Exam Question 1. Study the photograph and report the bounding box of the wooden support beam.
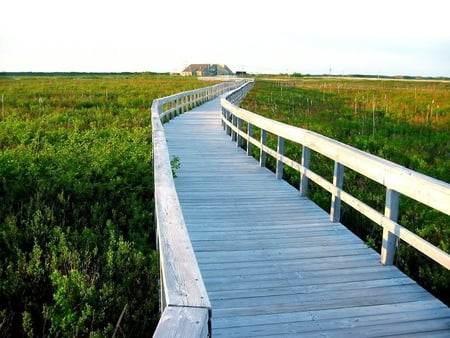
[300,146,311,196]
[381,189,400,265]
[276,136,285,179]
[260,129,267,167]
[330,162,344,223]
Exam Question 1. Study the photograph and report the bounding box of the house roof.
[182,64,233,74]
[182,64,212,72]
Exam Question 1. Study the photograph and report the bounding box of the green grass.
[0,74,213,337]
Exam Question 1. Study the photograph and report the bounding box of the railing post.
[247,123,253,156]
[260,129,267,167]
[231,115,237,142]
[237,117,243,148]
[299,146,311,196]
[330,162,344,222]
[221,107,226,130]
[276,136,285,179]
[381,189,400,265]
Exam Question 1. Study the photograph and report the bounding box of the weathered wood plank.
[153,306,209,338]
[208,277,416,302]
[204,272,413,295]
[213,314,450,337]
[194,243,382,263]
[211,290,439,320]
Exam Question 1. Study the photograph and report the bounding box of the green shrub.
[0,74,209,336]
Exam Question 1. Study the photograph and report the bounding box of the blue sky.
[1,0,449,76]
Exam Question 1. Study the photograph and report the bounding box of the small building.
[181,64,234,76]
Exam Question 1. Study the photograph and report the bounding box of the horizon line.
[1,71,450,80]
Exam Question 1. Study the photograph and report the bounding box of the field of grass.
[0,74,213,337]
[241,77,450,305]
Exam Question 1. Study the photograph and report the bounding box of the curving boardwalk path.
[163,96,450,337]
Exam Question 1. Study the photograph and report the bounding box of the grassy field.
[241,76,450,305]
[0,74,214,337]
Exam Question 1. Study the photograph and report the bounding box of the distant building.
[181,64,234,76]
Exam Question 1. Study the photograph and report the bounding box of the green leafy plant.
[0,74,211,336]
[171,155,181,178]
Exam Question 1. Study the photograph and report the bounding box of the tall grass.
[0,74,212,336]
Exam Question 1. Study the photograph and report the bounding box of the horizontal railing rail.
[152,80,246,337]
[221,84,450,270]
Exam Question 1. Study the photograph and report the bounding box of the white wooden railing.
[152,79,449,336]
[152,80,245,337]
[221,81,450,270]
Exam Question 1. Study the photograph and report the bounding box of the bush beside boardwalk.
[0,74,211,336]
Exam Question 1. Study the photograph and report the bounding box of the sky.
[1,0,449,76]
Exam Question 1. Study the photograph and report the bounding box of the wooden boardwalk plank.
[163,97,450,337]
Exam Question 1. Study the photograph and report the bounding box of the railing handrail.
[221,83,450,270]
[152,80,247,337]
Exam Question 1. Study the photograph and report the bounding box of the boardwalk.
[163,96,450,337]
